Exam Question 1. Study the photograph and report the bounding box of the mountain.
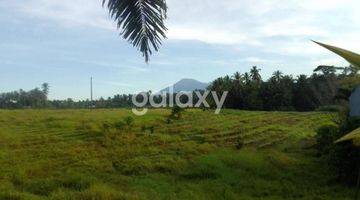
[160,78,210,93]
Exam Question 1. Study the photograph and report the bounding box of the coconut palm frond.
[103,0,168,62]
[313,41,360,69]
[336,128,360,146]
[313,41,360,146]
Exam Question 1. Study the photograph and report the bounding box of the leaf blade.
[313,40,360,69]
[335,128,360,146]
[103,0,168,63]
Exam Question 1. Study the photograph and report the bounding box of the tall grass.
[0,109,354,199]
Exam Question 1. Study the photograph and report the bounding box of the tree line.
[0,83,49,108]
[208,65,358,111]
[0,65,358,110]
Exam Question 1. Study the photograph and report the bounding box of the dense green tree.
[41,83,50,97]
[260,72,294,110]
[292,75,317,111]
[207,66,348,111]
[250,66,262,85]
[0,83,49,108]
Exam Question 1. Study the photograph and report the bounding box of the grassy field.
[0,109,355,199]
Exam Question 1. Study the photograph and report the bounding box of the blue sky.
[0,0,359,100]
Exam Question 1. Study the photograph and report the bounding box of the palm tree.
[232,72,242,84]
[250,66,262,83]
[41,83,50,97]
[243,72,251,85]
[272,70,283,82]
[103,0,168,62]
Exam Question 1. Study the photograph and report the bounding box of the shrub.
[140,125,155,134]
[10,170,27,187]
[113,121,125,130]
[235,139,244,150]
[315,124,339,154]
[101,121,112,133]
[316,116,360,185]
[316,105,341,112]
[170,106,184,120]
[0,191,22,200]
[123,116,134,127]
[76,120,98,134]
[0,191,37,200]
[77,183,129,200]
[141,125,146,132]
[165,118,172,124]
[23,179,60,196]
[60,172,93,191]
[149,126,155,134]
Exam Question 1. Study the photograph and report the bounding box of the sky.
[0,0,360,100]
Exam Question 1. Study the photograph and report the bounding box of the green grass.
[0,109,355,199]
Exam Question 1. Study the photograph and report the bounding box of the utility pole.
[90,77,93,109]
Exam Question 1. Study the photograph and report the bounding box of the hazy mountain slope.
[160,78,209,93]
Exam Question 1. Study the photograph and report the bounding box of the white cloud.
[5,0,360,66]
[240,57,280,64]
[259,19,328,38]
[297,0,353,11]
[10,0,360,44]
[13,0,113,29]
[167,26,255,45]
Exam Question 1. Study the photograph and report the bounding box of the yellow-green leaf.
[314,41,360,145]
[313,41,360,69]
[335,128,360,146]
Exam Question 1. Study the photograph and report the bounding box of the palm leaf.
[103,0,168,62]
[313,41,360,145]
[313,41,360,69]
[336,128,360,146]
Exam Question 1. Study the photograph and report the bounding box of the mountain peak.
[178,78,198,82]
[160,79,209,93]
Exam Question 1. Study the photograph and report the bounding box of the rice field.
[0,109,355,199]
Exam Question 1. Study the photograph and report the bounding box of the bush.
[76,120,97,133]
[235,139,244,150]
[316,105,342,112]
[315,124,339,154]
[23,179,60,196]
[101,121,112,133]
[316,117,360,185]
[113,121,125,130]
[141,125,146,132]
[170,106,184,120]
[123,116,134,127]
[60,172,94,191]
[165,118,172,124]
[141,125,155,134]
[102,117,135,134]
[0,191,36,200]
[149,126,155,134]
